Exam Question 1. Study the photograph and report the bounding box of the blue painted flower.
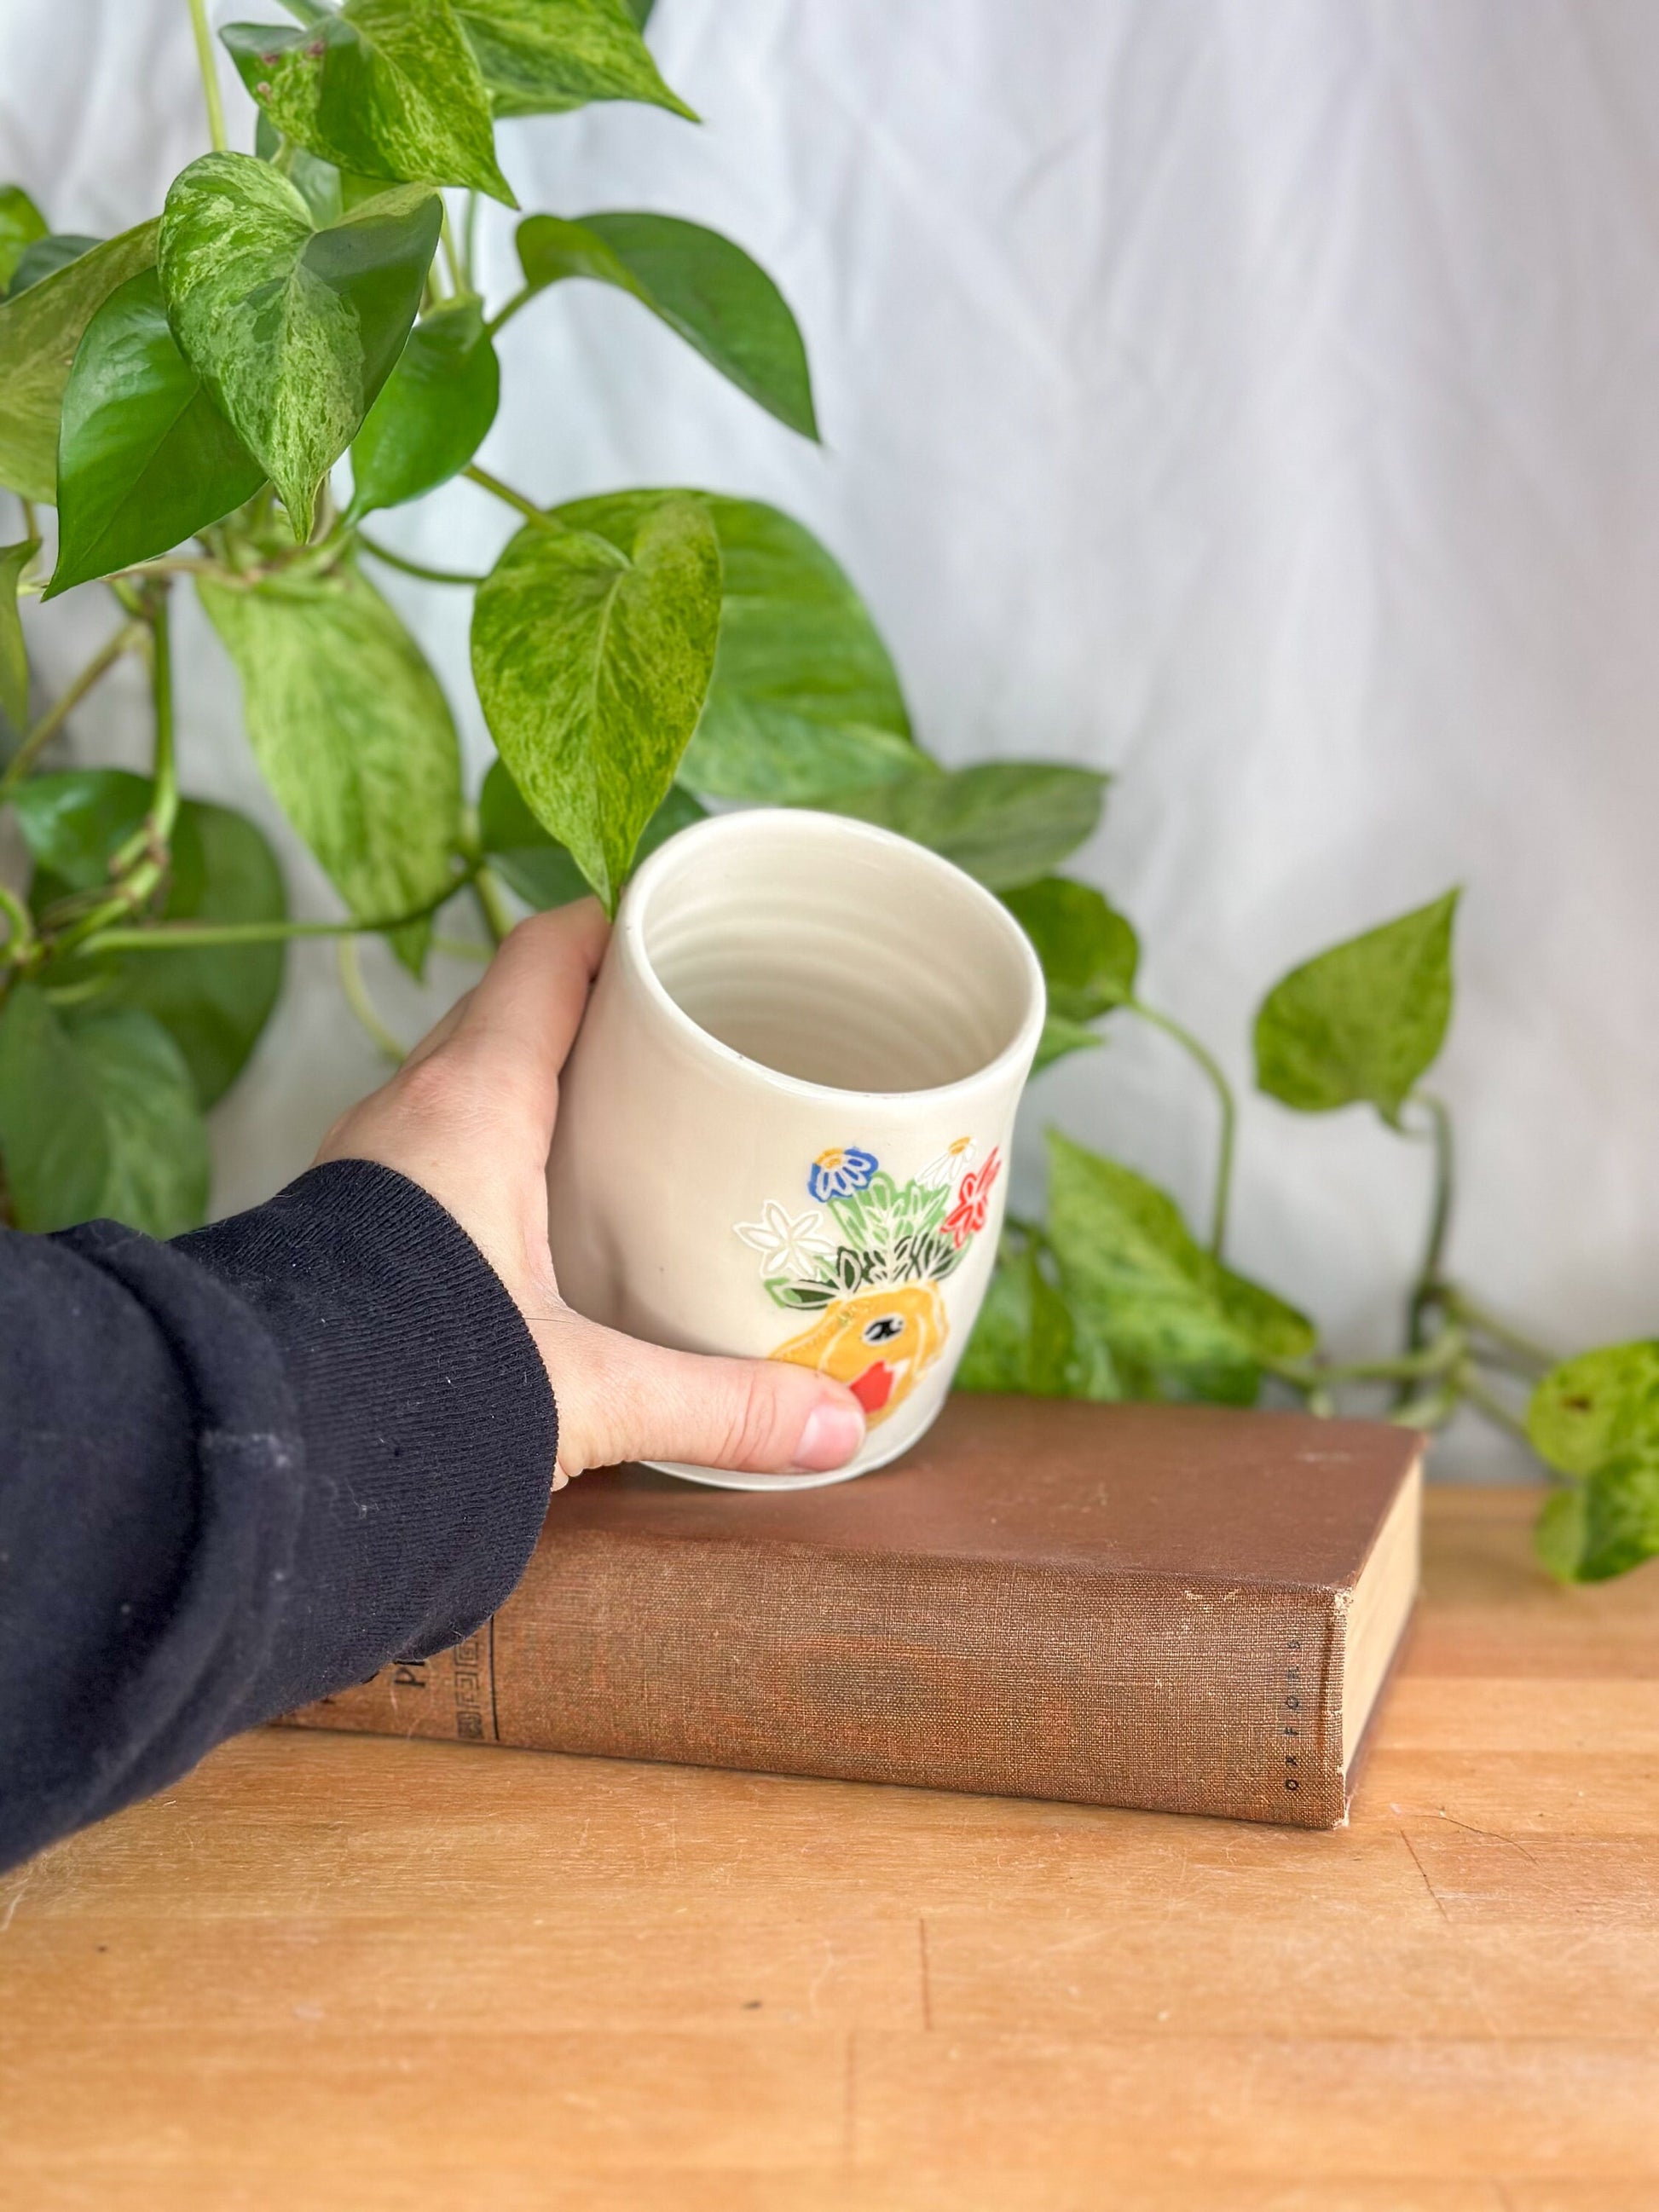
[807,1146,879,1202]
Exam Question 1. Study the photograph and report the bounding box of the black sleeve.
[0,1158,557,1874]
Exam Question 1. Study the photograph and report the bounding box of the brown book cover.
[286,1397,1422,1828]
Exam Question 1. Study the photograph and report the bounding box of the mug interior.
[635,814,1037,1092]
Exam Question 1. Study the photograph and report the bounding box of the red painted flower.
[944,1146,1001,1248]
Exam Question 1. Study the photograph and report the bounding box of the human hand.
[316,902,867,1487]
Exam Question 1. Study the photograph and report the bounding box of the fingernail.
[790,1398,866,1473]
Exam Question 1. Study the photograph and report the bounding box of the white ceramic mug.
[546,807,1046,1488]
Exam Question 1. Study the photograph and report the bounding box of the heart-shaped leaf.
[200,563,461,967]
[1,538,36,729]
[478,755,702,910]
[348,296,499,519]
[9,235,103,297]
[471,488,721,910]
[0,984,209,1236]
[223,0,514,205]
[47,269,266,596]
[1046,1130,1314,1388]
[0,186,48,291]
[955,1241,1120,1400]
[454,0,692,117]
[159,155,441,537]
[1575,1450,1659,1583]
[0,221,158,503]
[1003,876,1138,1022]
[676,497,914,802]
[16,769,287,1106]
[515,212,812,436]
[827,762,1107,892]
[1254,890,1460,1123]
[1032,1013,1102,1074]
[1527,1341,1659,1479]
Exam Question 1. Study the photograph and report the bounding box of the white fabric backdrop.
[6,0,1657,1475]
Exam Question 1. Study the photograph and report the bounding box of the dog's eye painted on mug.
[863,1314,906,1345]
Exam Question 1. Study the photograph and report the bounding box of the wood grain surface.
[3,1484,1656,2211]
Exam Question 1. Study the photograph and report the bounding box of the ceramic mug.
[545,807,1046,1488]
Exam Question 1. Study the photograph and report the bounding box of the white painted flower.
[916,1135,978,1189]
[733,1200,833,1279]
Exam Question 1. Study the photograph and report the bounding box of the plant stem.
[0,884,36,967]
[464,464,545,524]
[472,865,513,948]
[1442,1288,1559,1375]
[1128,999,1237,1259]
[356,534,486,587]
[0,622,145,800]
[431,934,490,962]
[185,0,228,153]
[1270,1330,1466,1390]
[440,205,466,297]
[337,938,405,1065]
[1406,1089,1454,1350]
[484,286,534,338]
[1458,1365,1531,1441]
[109,556,227,581]
[145,587,180,849]
[73,874,477,955]
[462,191,480,289]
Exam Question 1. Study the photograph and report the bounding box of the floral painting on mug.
[733,1142,1003,1423]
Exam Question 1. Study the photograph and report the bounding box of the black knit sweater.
[0,1159,558,1874]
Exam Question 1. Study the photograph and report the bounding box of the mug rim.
[616,807,1047,1106]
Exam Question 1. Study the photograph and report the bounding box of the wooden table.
[3,1487,1656,2210]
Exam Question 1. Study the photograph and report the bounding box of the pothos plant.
[0,0,1651,1585]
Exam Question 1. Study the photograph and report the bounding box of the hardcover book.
[286,1396,1423,1828]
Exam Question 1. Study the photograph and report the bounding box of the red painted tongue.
[851,1362,895,1413]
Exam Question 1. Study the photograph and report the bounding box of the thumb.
[535,1308,867,1481]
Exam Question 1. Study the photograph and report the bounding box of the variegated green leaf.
[0,222,158,502]
[223,0,514,204]
[158,156,440,536]
[454,0,693,118]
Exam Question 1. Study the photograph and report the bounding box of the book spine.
[285,1532,1350,1828]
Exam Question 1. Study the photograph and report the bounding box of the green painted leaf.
[0,538,36,730]
[454,0,691,117]
[158,155,441,536]
[1254,890,1460,1123]
[1576,1450,1659,1583]
[0,221,159,504]
[1032,1013,1102,1074]
[16,770,287,1107]
[200,565,461,963]
[47,270,266,597]
[955,1242,1121,1401]
[677,498,914,802]
[1003,875,1137,1023]
[9,235,103,296]
[1046,1129,1315,1384]
[1527,1341,1659,1479]
[826,762,1107,892]
[223,0,514,204]
[515,211,812,436]
[478,756,702,909]
[621,0,654,26]
[348,296,499,519]
[471,489,721,910]
[0,185,48,292]
[0,985,209,1236]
